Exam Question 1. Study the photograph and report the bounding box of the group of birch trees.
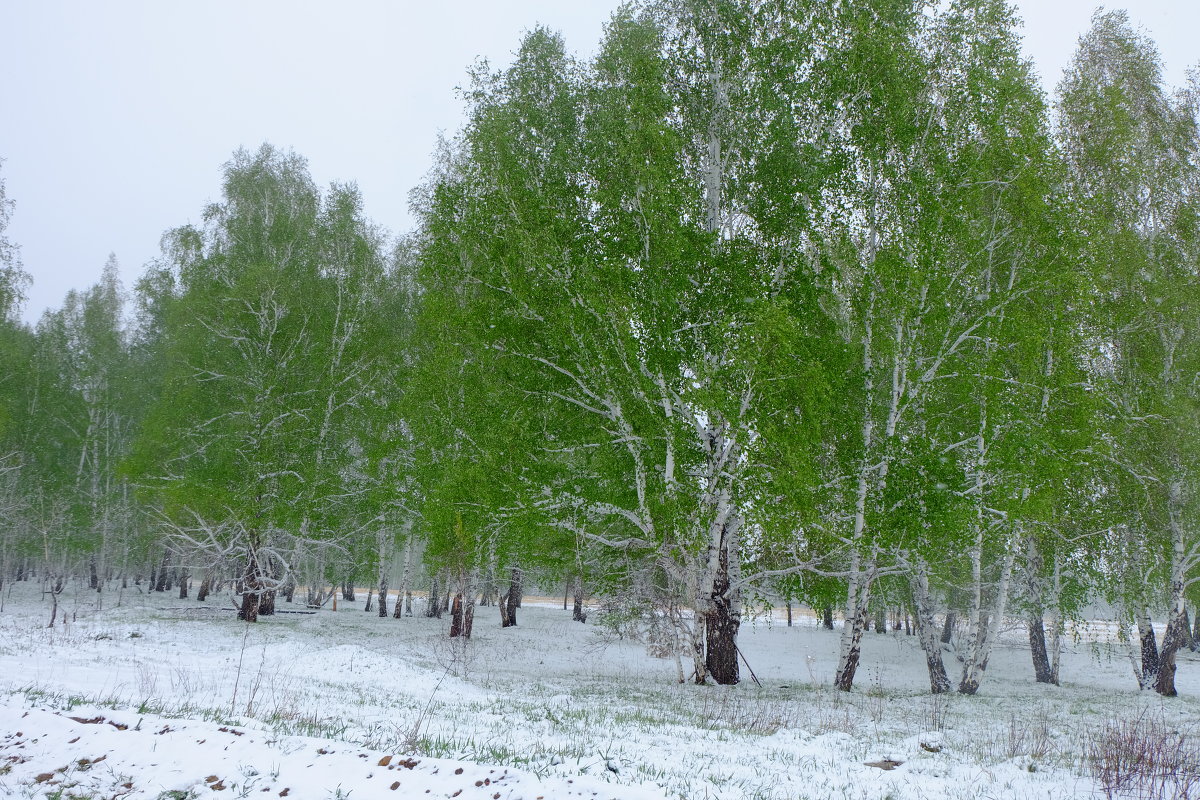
[410,0,1199,696]
[0,0,1197,697]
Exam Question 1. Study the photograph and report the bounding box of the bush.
[1087,711,1200,799]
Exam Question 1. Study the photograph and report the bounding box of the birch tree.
[0,161,34,587]
[1059,11,1200,696]
[130,145,390,622]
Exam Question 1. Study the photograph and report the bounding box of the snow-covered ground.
[1,583,1196,799]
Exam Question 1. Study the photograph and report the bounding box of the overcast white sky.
[1,1,1196,324]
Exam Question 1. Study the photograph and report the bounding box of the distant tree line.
[0,1,1197,697]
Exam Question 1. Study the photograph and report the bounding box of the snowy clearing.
[1,583,1197,800]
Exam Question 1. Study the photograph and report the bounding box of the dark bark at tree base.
[178,572,189,600]
[463,593,475,638]
[259,590,276,616]
[510,568,522,608]
[705,602,740,685]
[1028,614,1056,684]
[834,610,868,692]
[1155,613,1188,697]
[572,575,586,623]
[821,606,834,630]
[239,591,260,622]
[498,593,516,627]
[426,577,442,619]
[341,579,356,602]
[155,550,171,593]
[499,569,520,627]
[378,579,389,617]
[1140,622,1160,690]
[911,577,951,693]
[941,612,956,644]
[705,542,740,685]
[450,594,464,638]
[237,553,262,623]
[923,647,951,693]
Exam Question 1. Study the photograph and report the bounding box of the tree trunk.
[341,578,355,602]
[1192,606,1200,652]
[785,600,792,627]
[197,574,211,602]
[509,567,522,609]
[1024,537,1056,684]
[874,605,887,634]
[178,569,189,599]
[834,554,872,692]
[835,606,869,691]
[822,605,834,630]
[910,558,951,693]
[259,589,276,616]
[501,568,520,627]
[395,531,413,618]
[155,550,169,592]
[462,570,476,638]
[89,555,100,591]
[704,523,740,685]
[498,591,510,627]
[572,574,586,623]
[47,581,60,628]
[1029,613,1055,684]
[426,575,441,619]
[238,552,262,623]
[450,593,464,638]
[691,608,707,685]
[1155,482,1191,696]
[378,574,389,618]
[1136,609,1160,690]
[363,587,374,613]
[941,612,956,644]
[959,536,1017,695]
[1154,608,1187,697]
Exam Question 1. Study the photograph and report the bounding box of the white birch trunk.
[910,556,951,693]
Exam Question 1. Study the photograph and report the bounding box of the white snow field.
[0,583,1196,800]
